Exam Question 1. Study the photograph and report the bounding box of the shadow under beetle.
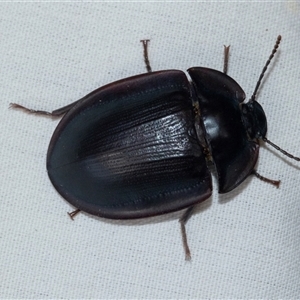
[12,36,300,260]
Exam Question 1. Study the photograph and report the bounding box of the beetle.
[11,36,300,260]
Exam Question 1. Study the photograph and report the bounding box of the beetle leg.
[10,99,81,117]
[10,103,54,116]
[252,170,280,188]
[223,45,230,74]
[68,209,81,220]
[140,39,152,73]
[179,206,195,261]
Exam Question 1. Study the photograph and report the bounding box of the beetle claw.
[68,209,81,220]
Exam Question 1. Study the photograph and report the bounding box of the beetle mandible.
[11,36,300,260]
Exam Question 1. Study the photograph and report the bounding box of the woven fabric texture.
[1,2,300,299]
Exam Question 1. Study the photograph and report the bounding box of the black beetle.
[11,36,300,260]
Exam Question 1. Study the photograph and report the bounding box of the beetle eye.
[241,101,267,139]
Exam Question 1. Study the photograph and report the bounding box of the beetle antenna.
[263,137,300,161]
[250,35,281,102]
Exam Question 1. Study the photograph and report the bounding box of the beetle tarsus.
[10,101,76,117]
[252,170,280,188]
[140,39,152,73]
[9,102,64,118]
[223,45,230,74]
[68,209,81,220]
[10,103,53,116]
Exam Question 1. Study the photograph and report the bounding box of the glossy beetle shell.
[47,70,212,218]
[47,68,259,219]
[188,68,259,193]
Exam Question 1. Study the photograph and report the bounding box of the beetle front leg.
[179,206,195,261]
[252,170,280,188]
[140,39,152,73]
[223,45,230,74]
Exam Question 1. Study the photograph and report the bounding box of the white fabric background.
[1,2,300,299]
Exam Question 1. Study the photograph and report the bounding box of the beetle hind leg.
[140,39,152,73]
[179,206,195,261]
[10,99,80,117]
[10,103,55,116]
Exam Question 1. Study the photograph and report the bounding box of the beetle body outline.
[12,36,299,260]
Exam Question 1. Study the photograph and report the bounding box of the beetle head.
[241,100,267,139]
[242,34,299,162]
